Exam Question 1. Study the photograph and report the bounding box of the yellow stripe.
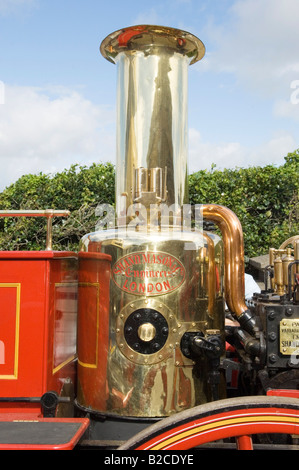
[150,414,299,450]
[53,354,77,374]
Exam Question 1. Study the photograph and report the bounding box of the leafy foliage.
[189,150,299,258]
[0,150,298,258]
[0,163,115,251]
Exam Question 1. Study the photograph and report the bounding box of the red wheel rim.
[119,396,299,450]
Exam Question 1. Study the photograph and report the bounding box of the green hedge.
[0,150,298,258]
[0,162,115,251]
[189,150,299,259]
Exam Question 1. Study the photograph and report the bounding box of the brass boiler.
[77,25,251,419]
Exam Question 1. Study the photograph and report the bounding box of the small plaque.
[112,251,185,296]
[280,318,299,355]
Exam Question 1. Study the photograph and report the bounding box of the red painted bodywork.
[134,405,299,450]
[1,249,298,450]
[0,251,78,417]
[267,389,299,399]
[0,415,89,450]
[76,251,111,413]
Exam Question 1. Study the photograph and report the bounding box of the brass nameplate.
[280,319,299,355]
[112,251,186,296]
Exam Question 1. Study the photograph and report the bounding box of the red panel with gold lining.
[0,251,77,417]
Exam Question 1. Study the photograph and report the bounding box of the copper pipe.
[202,204,257,334]
[203,232,216,316]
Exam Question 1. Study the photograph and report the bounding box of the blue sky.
[0,0,298,190]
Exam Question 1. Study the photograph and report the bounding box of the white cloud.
[274,99,299,121]
[274,80,299,120]
[0,0,37,16]
[188,0,299,172]
[0,84,115,190]
[201,0,299,98]
[188,128,295,173]
[133,8,161,26]
[1,0,298,191]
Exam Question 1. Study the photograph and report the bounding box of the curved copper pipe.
[202,232,216,316]
[201,204,247,319]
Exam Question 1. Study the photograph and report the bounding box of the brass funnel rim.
[100,24,205,65]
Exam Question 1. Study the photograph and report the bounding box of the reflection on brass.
[269,235,299,295]
[283,248,294,286]
[82,226,225,417]
[274,255,284,296]
[100,25,205,217]
[133,167,167,205]
[78,26,228,418]
[203,232,216,316]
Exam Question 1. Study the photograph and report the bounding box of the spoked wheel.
[119,396,299,450]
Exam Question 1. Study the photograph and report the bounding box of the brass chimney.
[100,25,205,221]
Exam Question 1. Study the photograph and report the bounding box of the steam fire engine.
[0,25,298,451]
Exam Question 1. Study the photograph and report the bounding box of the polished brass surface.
[269,235,299,295]
[80,226,225,417]
[78,25,228,418]
[203,232,216,316]
[100,25,205,65]
[133,167,167,205]
[100,25,205,218]
[274,255,284,295]
[79,23,298,421]
[283,248,294,286]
